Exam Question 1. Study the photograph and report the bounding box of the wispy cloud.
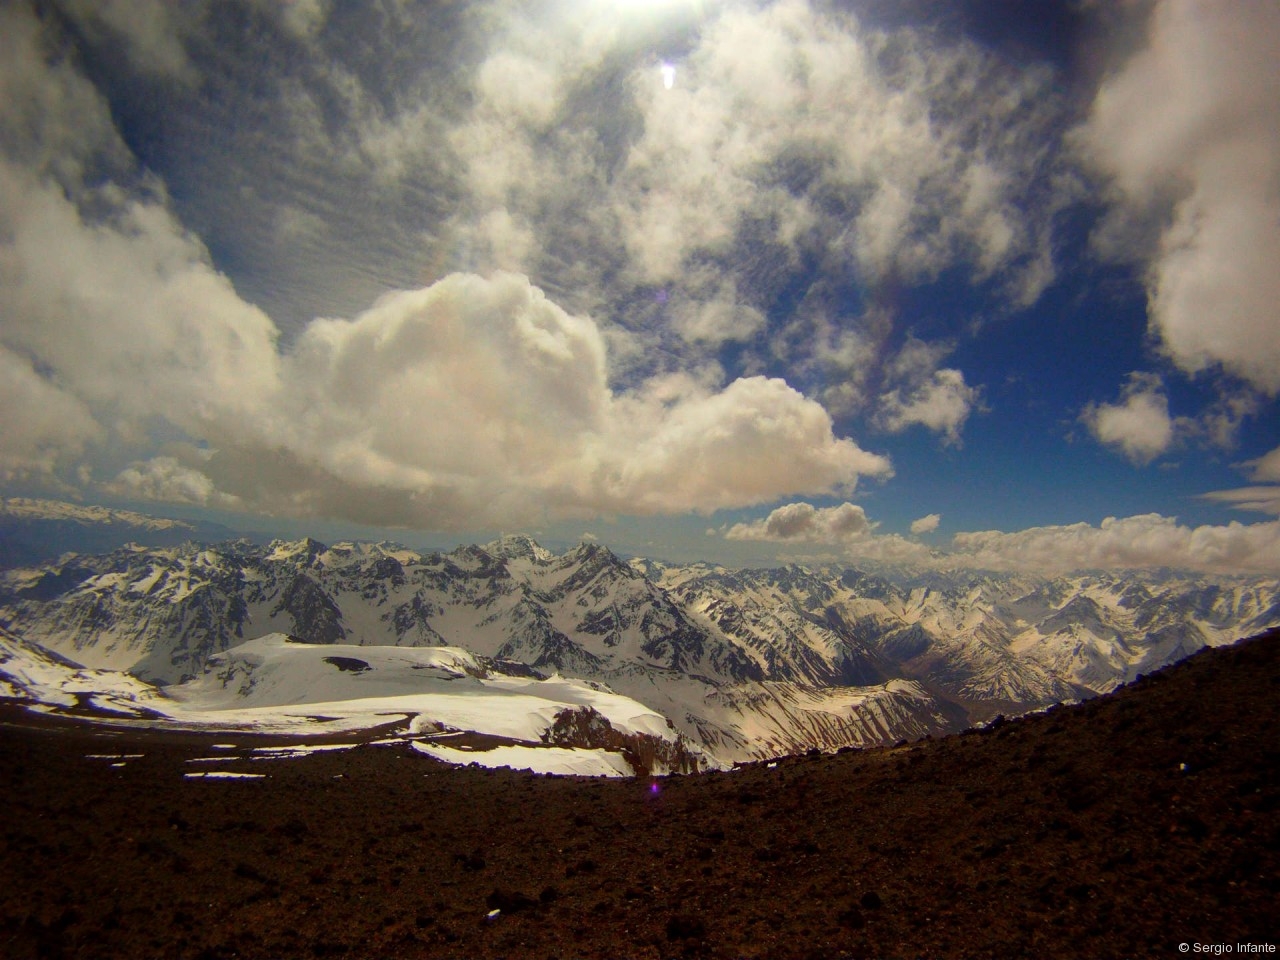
[1200,444,1280,518]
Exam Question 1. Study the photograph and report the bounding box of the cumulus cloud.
[726,502,874,542]
[105,456,239,508]
[910,513,941,535]
[0,5,894,531]
[1,157,890,526]
[951,514,1280,576]
[724,500,939,566]
[726,504,1280,575]
[878,369,979,445]
[1081,373,1175,465]
[875,338,979,445]
[598,374,892,517]
[1080,0,1280,394]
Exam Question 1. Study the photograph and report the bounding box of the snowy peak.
[0,498,192,530]
[2,534,1278,767]
[482,534,554,564]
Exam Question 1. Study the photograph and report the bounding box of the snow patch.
[411,741,634,777]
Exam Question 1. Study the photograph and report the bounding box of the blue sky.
[1,0,1278,573]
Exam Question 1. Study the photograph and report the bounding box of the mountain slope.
[0,498,236,569]
[2,535,1277,764]
[1,628,1275,959]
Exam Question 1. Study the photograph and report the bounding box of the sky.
[1,0,1278,575]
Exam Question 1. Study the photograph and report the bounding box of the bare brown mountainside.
[3,628,1277,960]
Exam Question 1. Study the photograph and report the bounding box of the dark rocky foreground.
[2,631,1278,960]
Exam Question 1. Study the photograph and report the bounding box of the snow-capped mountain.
[0,497,235,569]
[1,535,1276,766]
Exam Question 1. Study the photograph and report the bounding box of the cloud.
[875,340,980,444]
[427,0,1069,397]
[1081,373,1174,465]
[0,6,892,530]
[105,456,239,508]
[614,1,1061,293]
[727,504,1280,575]
[910,513,941,535]
[0,346,101,480]
[725,500,939,566]
[1245,446,1280,484]
[726,502,874,542]
[1199,488,1280,518]
[55,0,197,83]
[598,373,892,517]
[0,3,131,191]
[951,514,1280,576]
[0,162,283,436]
[1199,443,1280,517]
[1079,0,1280,394]
[877,368,979,445]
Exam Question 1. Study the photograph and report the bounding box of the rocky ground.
[2,629,1277,960]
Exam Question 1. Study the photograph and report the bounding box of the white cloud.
[1199,443,1280,518]
[598,373,892,517]
[105,456,239,508]
[910,513,941,535]
[0,7,891,530]
[726,502,874,542]
[0,162,283,436]
[0,4,130,191]
[669,282,767,346]
[0,346,101,480]
[614,0,1061,292]
[1082,373,1175,465]
[1245,446,1280,484]
[1199,487,1280,518]
[727,504,1280,575]
[1080,0,1280,393]
[272,0,331,41]
[951,514,1280,576]
[878,369,978,445]
[725,500,938,566]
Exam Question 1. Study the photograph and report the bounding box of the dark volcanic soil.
[2,631,1278,960]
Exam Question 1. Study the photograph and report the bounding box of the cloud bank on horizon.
[0,0,1278,574]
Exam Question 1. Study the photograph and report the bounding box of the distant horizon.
[5,495,1279,581]
[1,1,1277,576]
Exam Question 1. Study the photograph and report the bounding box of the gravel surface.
[2,629,1277,959]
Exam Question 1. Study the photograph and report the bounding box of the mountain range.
[0,498,237,569]
[2,514,1276,770]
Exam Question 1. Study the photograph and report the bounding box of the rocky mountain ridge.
[1,534,1276,764]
